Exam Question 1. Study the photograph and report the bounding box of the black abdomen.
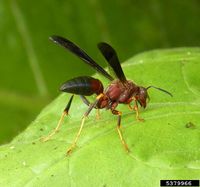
[60,76,104,96]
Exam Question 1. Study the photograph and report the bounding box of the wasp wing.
[98,42,126,82]
[50,35,114,81]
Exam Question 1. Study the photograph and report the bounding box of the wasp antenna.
[146,86,173,97]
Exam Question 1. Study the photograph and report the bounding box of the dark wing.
[50,35,114,81]
[98,42,126,82]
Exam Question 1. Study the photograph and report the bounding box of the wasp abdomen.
[60,76,104,96]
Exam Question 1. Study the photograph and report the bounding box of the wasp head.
[135,87,148,108]
[135,85,173,108]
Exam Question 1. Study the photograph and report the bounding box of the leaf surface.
[0,48,200,187]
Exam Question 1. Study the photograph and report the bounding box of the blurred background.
[0,0,200,144]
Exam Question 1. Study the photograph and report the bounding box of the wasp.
[41,36,172,154]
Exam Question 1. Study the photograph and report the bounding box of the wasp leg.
[67,93,104,155]
[80,95,90,106]
[96,109,101,120]
[41,95,74,142]
[112,110,130,152]
[129,98,144,122]
[80,95,100,120]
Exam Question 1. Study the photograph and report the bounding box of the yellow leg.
[134,104,144,122]
[130,98,144,121]
[112,110,130,152]
[66,116,86,155]
[116,125,130,152]
[96,109,100,120]
[66,93,104,155]
[40,111,67,142]
[40,95,74,142]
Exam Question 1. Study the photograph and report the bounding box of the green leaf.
[0,48,200,187]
